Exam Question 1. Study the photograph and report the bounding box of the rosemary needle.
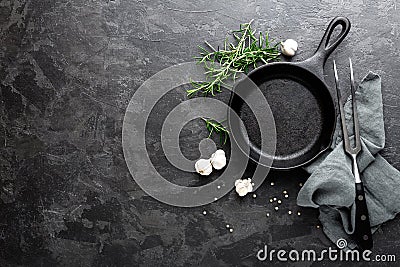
[188,20,281,97]
[202,118,229,145]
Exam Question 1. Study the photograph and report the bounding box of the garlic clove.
[281,46,296,57]
[211,149,225,159]
[195,159,213,176]
[234,179,241,186]
[210,149,226,170]
[246,178,254,192]
[284,39,298,51]
[281,39,298,57]
[234,178,253,197]
[235,183,249,196]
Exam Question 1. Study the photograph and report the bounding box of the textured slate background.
[1,0,400,266]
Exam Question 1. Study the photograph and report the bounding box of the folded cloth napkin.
[297,72,400,249]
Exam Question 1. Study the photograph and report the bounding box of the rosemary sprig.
[188,20,281,97]
[202,118,229,145]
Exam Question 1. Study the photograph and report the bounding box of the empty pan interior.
[233,63,335,169]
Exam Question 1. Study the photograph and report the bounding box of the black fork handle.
[354,182,373,250]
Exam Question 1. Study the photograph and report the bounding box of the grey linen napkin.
[297,72,400,249]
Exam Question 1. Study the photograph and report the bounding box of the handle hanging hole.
[326,24,343,50]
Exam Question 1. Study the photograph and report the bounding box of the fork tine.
[333,60,351,153]
[349,58,361,152]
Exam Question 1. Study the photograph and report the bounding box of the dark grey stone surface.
[1,0,400,266]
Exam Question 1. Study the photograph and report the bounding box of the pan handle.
[303,17,351,76]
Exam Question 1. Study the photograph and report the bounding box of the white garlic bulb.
[234,178,253,197]
[195,159,213,176]
[210,149,226,170]
[281,39,298,57]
